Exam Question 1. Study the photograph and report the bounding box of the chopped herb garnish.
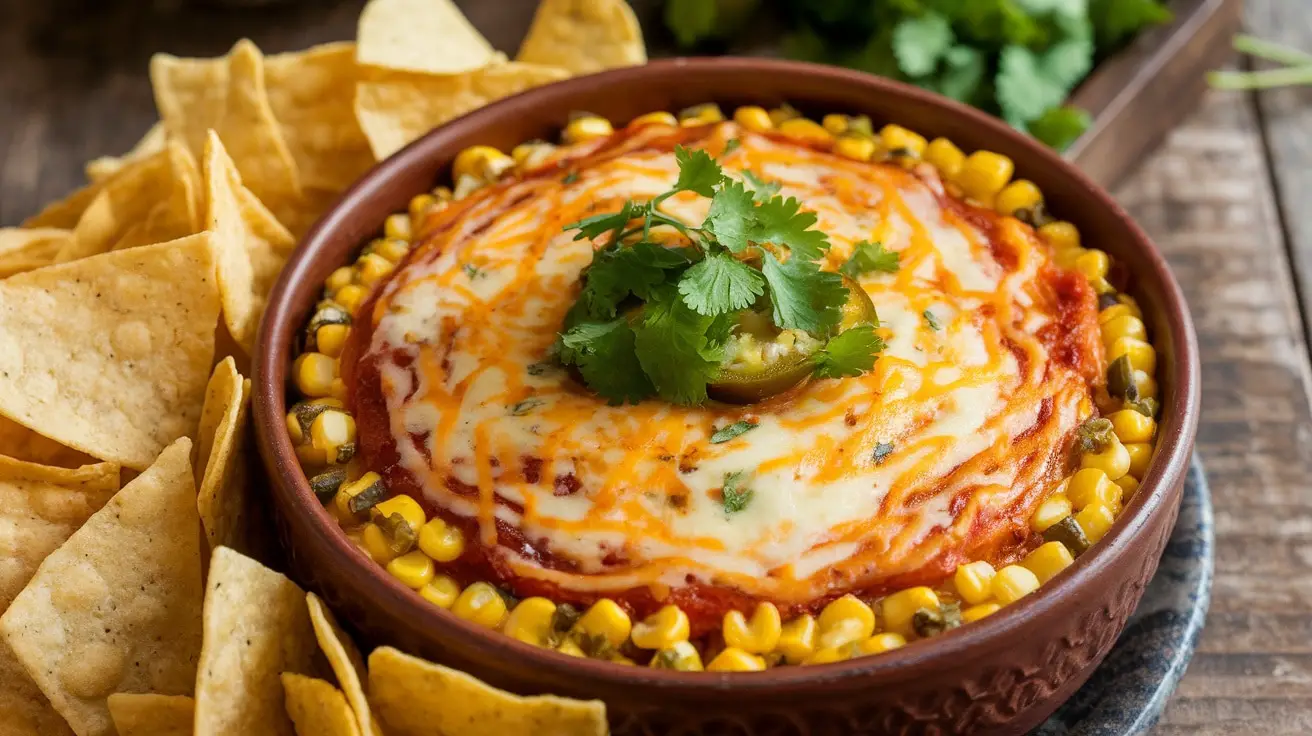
[1043,516,1091,556]
[741,170,781,201]
[562,171,579,184]
[872,441,894,465]
[922,310,942,331]
[374,511,418,555]
[912,602,961,637]
[1075,417,1115,453]
[813,325,885,379]
[509,398,546,416]
[1129,397,1159,418]
[723,137,742,155]
[840,240,900,278]
[462,263,482,279]
[721,471,754,513]
[710,420,758,443]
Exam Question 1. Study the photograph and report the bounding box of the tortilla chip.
[517,0,645,74]
[281,674,360,736]
[0,228,69,279]
[0,439,203,736]
[0,234,220,470]
[152,40,302,227]
[21,183,102,230]
[306,594,379,736]
[86,123,169,183]
[368,647,608,736]
[194,547,317,736]
[0,417,98,468]
[355,63,570,159]
[264,43,376,193]
[203,131,295,352]
[195,358,252,553]
[107,693,194,736]
[356,0,496,75]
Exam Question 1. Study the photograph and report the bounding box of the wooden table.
[2,0,1309,732]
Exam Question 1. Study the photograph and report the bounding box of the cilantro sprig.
[555,145,884,405]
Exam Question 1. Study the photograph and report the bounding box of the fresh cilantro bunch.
[555,145,884,406]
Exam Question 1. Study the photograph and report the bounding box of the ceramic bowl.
[253,57,1201,736]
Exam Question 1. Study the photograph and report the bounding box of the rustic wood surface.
[1,0,1309,732]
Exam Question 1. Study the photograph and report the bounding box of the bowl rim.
[253,56,1201,693]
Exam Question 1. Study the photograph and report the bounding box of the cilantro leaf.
[721,471,754,513]
[751,196,829,261]
[723,138,742,155]
[710,420,758,444]
[1089,0,1172,49]
[558,320,654,405]
[563,200,637,242]
[892,12,955,77]
[1027,106,1091,151]
[996,45,1070,127]
[703,178,756,253]
[633,286,725,405]
[872,441,894,465]
[813,325,885,379]
[840,240,900,278]
[673,145,723,197]
[663,0,717,47]
[931,46,986,104]
[760,251,848,333]
[678,251,765,316]
[923,310,942,331]
[574,242,691,321]
[742,171,781,202]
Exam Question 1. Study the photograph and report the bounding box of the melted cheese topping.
[358,122,1100,608]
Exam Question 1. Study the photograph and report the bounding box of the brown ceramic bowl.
[253,57,1200,735]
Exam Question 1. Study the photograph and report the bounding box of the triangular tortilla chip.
[368,647,608,736]
[0,234,220,470]
[307,594,380,736]
[356,0,496,75]
[151,40,303,229]
[194,547,317,736]
[21,184,102,230]
[107,693,194,736]
[516,0,645,74]
[0,457,119,736]
[0,439,203,736]
[0,417,98,468]
[203,131,295,352]
[355,63,570,160]
[0,228,70,279]
[264,43,375,193]
[281,674,360,736]
[86,122,168,183]
[195,358,252,553]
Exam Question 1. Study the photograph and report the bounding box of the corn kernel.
[1116,474,1140,495]
[962,603,1001,623]
[768,105,801,126]
[387,550,435,589]
[802,646,850,666]
[1022,541,1075,584]
[1108,337,1157,374]
[334,284,368,315]
[453,145,512,181]
[296,444,328,468]
[834,135,876,162]
[330,378,348,402]
[503,597,557,646]
[706,647,766,672]
[326,266,355,293]
[1068,467,1122,511]
[816,594,875,649]
[1039,221,1081,251]
[419,575,461,608]
[631,605,690,650]
[285,411,306,445]
[564,116,614,143]
[1031,493,1073,533]
[996,179,1043,215]
[418,517,465,562]
[848,632,907,657]
[374,238,411,264]
[1108,409,1155,444]
[1103,315,1149,349]
[992,565,1040,605]
[408,193,438,222]
[630,111,678,128]
[732,105,773,133]
[374,494,426,534]
[1098,303,1137,325]
[722,602,782,654]
[383,213,411,242]
[451,582,509,629]
[678,103,724,125]
[309,410,356,464]
[821,114,849,135]
[293,352,337,398]
[649,640,704,671]
[954,561,997,605]
[924,138,965,178]
[315,324,351,358]
[555,638,587,658]
[357,253,395,287]
[956,150,1014,199]
[775,614,817,664]
[879,124,927,157]
[1075,249,1111,281]
[881,586,940,637]
[1076,502,1117,543]
[334,472,384,520]
[1133,369,1158,400]
[1081,436,1132,481]
[777,118,833,145]
[1117,294,1144,317]
[1126,442,1153,477]
[574,599,631,649]
[362,523,397,565]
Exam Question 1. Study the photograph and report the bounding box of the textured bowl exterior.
[253,58,1201,735]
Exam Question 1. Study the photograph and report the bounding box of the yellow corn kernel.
[649,640,704,671]
[630,604,690,650]
[1116,474,1140,496]
[1103,319,1149,357]
[334,284,369,314]
[821,114,849,135]
[991,565,1040,605]
[706,647,766,672]
[419,575,461,608]
[802,646,850,666]
[383,213,412,242]
[962,602,1001,623]
[285,411,306,445]
[296,444,328,468]
[1133,369,1158,400]
[1126,442,1153,478]
[503,597,557,646]
[924,138,965,178]
[574,599,632,649]
[1075,249,1111,281]
[775,614,817,664]
[956,150,1014,199]
[374,494,426,534]
[879,124,927,157]
[1031,493,1073,533]
[361,523,397,565]
[1109,409,1156,444]
[326,266,355,293]
[777,118,833,145]
[1076,502,1117,543]
[1023,541,1075,584]
[417,517,465,563]
[834,135,876,162]
[733,105,773,133]
[1081,436,1132,481]
[330,378,348,402]
[848,632,907,657]
[880,586,939,638]
[315,324,351,358]
[373,238,411,263]
[309,410,356,464]
[995,179,1043,216]
[356,253,395,287]
[563,116,614,143]
[1039,221,1081,251]
[630,111,678,128]
[722,602,782,655]
[408,193,438,221]
[954,561,997,605]
[452,145,511,181]
[334,471,383,520]
[555,638,587,658]
[451,582,509,629]
[679,103,724,125]
[1108,337,1157,374]
[387,550,435,589]
[1118,295,1145,318]
[816,594,876,649]
[1098,303,1137,325]
[1067,467,1121,511]
[768,105,801,126]
[293,352,337,398]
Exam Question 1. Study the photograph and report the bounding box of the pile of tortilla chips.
[0,0,641,734]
